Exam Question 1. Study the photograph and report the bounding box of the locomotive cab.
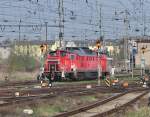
[44,51,60,81]
[44,50,74,81]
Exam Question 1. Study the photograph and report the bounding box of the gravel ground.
[0,71,38,82]
[110,93,150,117]
[0,92,112,117]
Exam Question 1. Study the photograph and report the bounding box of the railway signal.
[96,39,103,86]
[44,44,48,52]
[40,44,47,53]
[40,44,44,53]
[141,46,147,54]
[96,40,101,49]
[140,46,147,83]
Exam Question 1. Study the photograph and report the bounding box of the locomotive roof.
[66,47,97,56]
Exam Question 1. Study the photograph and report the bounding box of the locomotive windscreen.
[49,51,57,56]
[66,47,80,52]
[81,47,96,55]
[66,47,96,56]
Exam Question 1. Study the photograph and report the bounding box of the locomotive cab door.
[49,62,58,72]
[70,54,76,70]
[107,57,113,75]
[69,54,77,79]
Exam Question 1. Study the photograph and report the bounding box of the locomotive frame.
[43,47,112,81]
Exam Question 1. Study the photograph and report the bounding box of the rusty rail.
[0,86,126,107]
[92,90,148,117]
[53,88,149,117]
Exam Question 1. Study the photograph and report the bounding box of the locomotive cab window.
[49,51,57,56]
[60,51,67,57]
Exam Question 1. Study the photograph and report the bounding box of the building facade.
[135,40,150,68]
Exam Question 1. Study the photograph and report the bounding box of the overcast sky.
[0,0,149,41]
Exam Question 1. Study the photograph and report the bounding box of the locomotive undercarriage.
[44,71,109,81]
[44,61,109,81]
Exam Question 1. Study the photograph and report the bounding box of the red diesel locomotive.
[43,47,112,81]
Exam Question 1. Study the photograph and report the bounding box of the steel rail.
[0,84,126,97]
[92,91,148,117]
[53,88,149,117]
[0,86,126,107]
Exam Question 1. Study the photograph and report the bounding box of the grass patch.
[7,53,37,72]
[0,93,108,117]
[21,96,98,117]
[32,104,64,117]
[55,80,97,85]
[80,95,98,102]
[31,97,73,117]
[125,107,150,117]
[111,75,140,83]
[114,76,139,80]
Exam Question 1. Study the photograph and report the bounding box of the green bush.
[7,53,37,72]
[125,107,150,117]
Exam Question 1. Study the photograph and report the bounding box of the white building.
[0,46,11,59]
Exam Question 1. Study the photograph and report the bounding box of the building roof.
[136,39,150,43]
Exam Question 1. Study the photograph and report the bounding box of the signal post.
[40,44,47,67]
[96,40,102,86]
[141,46,147,80]
[39,44,48,86]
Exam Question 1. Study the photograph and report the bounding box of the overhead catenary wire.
[0,0,149,41]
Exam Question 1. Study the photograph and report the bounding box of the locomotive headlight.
[52,66,55,70]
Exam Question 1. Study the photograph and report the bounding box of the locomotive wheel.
[37,75,40,81]
[77,72,85,80]
[68,73,78,81]
[37,75,41,83]
[84,72,97,80]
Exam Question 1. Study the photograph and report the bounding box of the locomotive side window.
[70,55,75,60]
[79,57,81,61]
[60,51,66,57]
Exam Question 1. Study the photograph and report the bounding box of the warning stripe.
[105,79,111,87]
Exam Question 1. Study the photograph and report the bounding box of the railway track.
[0,78,145,104]
[0,78,141,88]
[0,79,141,91]
[0,85,132,107]
[0,78,146,110]
[0,80,99,88]
[53,89,149,117]
[0,83,142,98]
[0,82,130,97]
[0,80,38,88]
